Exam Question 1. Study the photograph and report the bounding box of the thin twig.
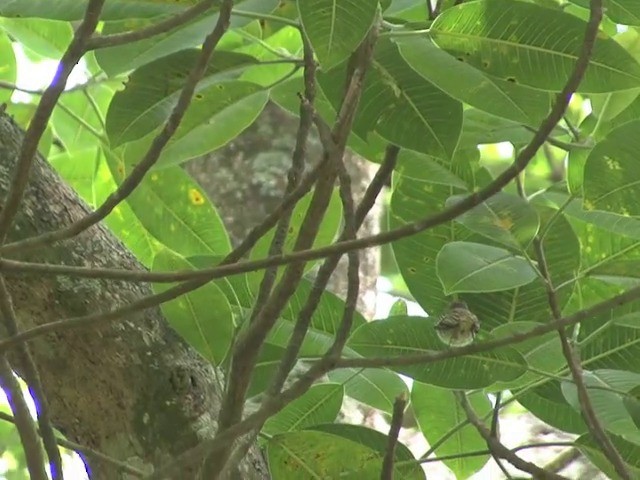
[86,0,215,50]
[456,392,567,480]
[0,277,63,479]
[381,393,407,480]
[214,32,318,479]
[534,229,630,479]
[0,0,106,243]
[0,410,146,477]
[0,357,48,480]
[0,0,233,254]
[245,32,316,329]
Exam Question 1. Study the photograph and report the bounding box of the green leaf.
[348,316,527,389]
[0,0,190,21]
[490,321,565,390]
[561,369,640,444]
[584,119,640,216]
[577,433,640,479]
[106,151,231,257]
[460,206,580,331]
[105,50,258,148]
[297,0,378,70]
[459,108,567,148]
[326,368,409,414]
[51,82,117,152]
[0,17,72,58]
[121,82,269,168]
[92,155,161,266]
[436,241,537,294]
[447,192,540,249]
[270,73,389,164]
[152,249,234,365]
[48,147,99,203]
[516,381,587,434]
[311,424,421,474]
[430,0,640,93]
[396,36,552,126]
[412,383,491,478]
[263,383,344,436]
[94,0,279,75]
[624,385,640,430]
[389,149,472,315]
[0,31,16,104]
[318,37,463,160]
[570,0,640,26]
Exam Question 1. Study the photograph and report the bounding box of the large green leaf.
[430,0,640,93]
[0,0,189,21]
[571,0,640,26]
[267,427,424,479]
[107,151,231,257]
[577,433,640,479]
[516,381,587,435]
[0,17,72,58]
[584,120,640,216]
[447,192,540,249]
[297,0,378,70]
[318,37,463,160]
[120,80,268,168]
[153,249,234,365]
[459,108,569,148]
[562,369,640,445]
[396,36,552,126]
[490,321,565,390]
[94,0,279,75]
[348,316,527,389]
[436,241,538,294]
[51,81,118,152]
[262,383,344,437]
[105,50,258,147]
[389,149,473,315]
[460,206,580,331]
[326,368,409,414]
[412,383,491,478]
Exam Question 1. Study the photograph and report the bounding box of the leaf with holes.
[430,0,640,93]
[396,36,552,126]
[105,50,259,148]
[584,119,640,216]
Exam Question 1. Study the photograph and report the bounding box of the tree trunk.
[0,112,268,479]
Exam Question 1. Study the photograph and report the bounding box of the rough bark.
[0,112,268,479]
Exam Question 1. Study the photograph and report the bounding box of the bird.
[434,300,480,347]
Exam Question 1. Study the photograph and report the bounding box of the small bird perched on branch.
[435,300,480,347]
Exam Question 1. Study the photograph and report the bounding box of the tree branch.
[0,0,106,243]
[380,393,407,480]
[86,0,216,50]
[0,0,233,254]
[456,391,567,480]
[0,357,48,480]
[0,276,63,479]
